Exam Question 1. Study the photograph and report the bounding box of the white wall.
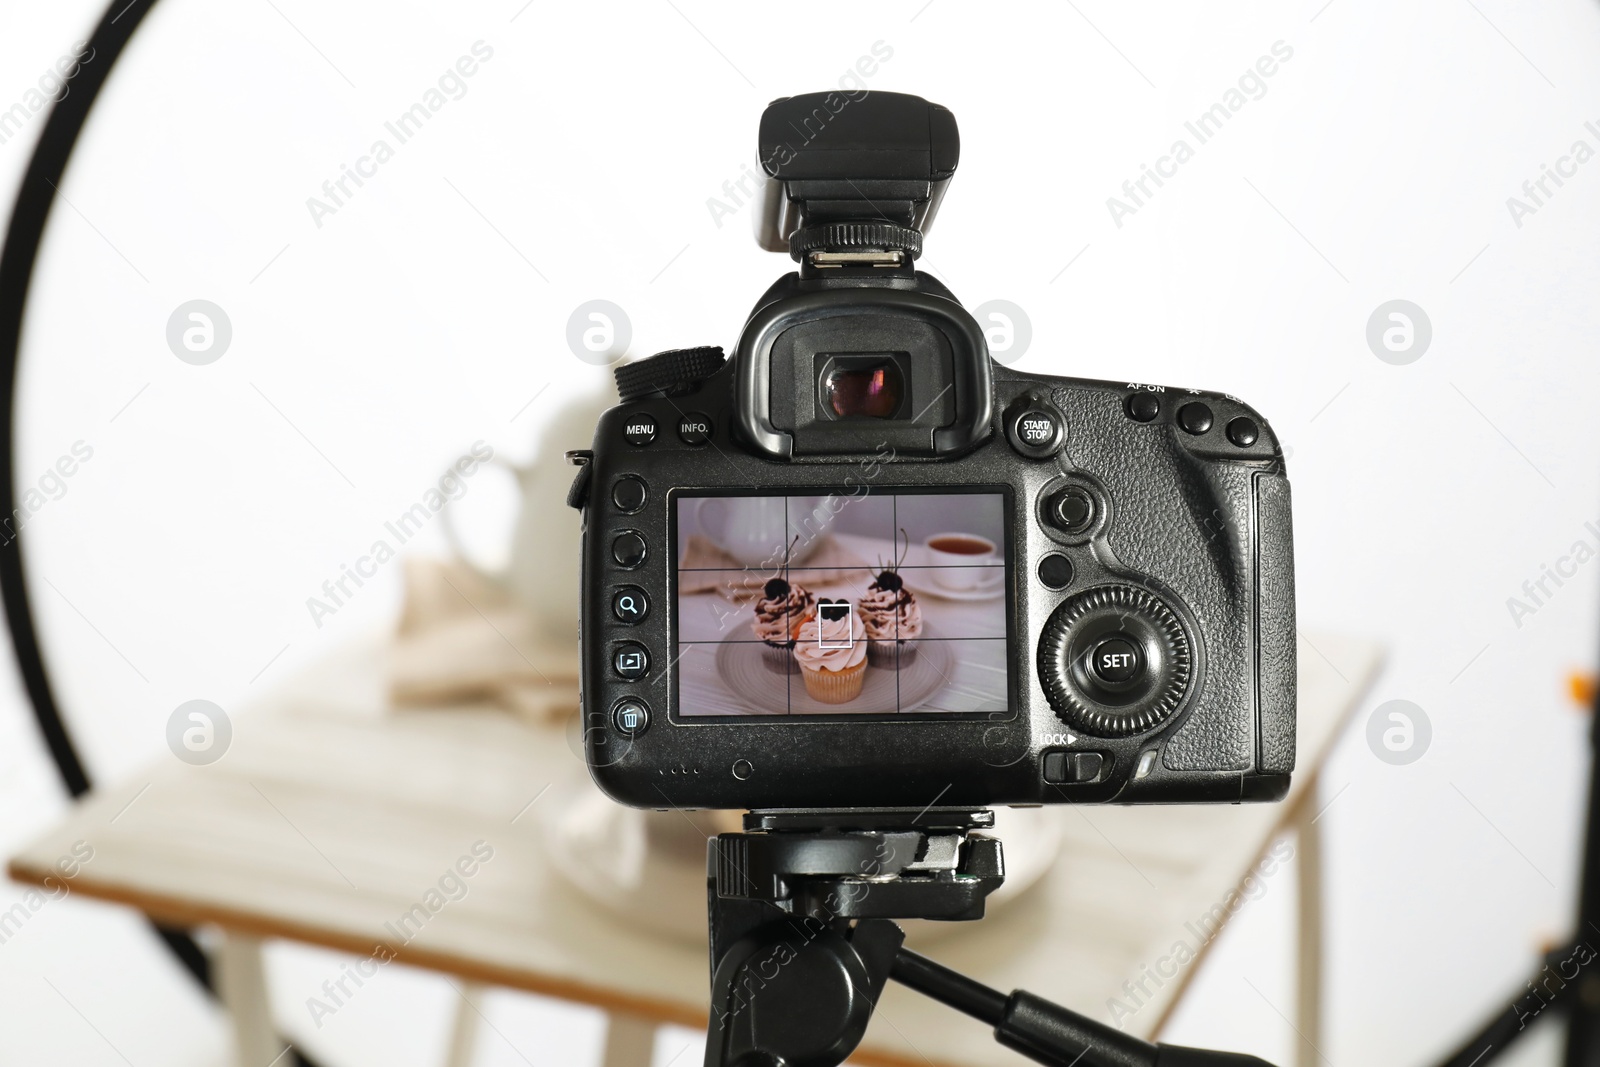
[1,1,1597,1064]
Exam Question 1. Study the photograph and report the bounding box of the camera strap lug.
[563,449,592,510]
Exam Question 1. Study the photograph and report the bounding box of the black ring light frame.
[0,2,314,1062]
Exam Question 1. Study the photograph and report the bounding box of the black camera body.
[568,92,1295,811]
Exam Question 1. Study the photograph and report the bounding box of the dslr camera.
[568,91,1295,811]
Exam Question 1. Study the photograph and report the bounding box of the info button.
[678,412,713,446]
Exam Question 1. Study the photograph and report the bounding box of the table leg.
[1293,800,1326,1067]
[443,981,484,1067]
[216,933,288,1067]
[600,1012,656,1067]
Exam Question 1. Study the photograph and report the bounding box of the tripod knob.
[613,346,725,401]
[709,922,895,1067]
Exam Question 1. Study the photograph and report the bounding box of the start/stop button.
[1005,396,1065,459]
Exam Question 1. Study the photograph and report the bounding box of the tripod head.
[703,808,1276,1067]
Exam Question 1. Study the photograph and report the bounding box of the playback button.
[613,642,649,680]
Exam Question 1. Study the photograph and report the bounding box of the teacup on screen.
[925,532,1001,592]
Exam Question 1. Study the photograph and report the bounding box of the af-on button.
[1125,392,1161,422]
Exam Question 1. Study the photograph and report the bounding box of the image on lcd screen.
[674,491,1009,716]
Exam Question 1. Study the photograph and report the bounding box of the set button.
[1088,635,1144,686]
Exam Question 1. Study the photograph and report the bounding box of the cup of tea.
[925,533,1003,593]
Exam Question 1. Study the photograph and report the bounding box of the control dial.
[1037,585,1192,738]
[613,346,726,402]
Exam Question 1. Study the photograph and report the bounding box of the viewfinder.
[821,356,907,419]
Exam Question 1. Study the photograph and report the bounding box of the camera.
[567,91,1296,811]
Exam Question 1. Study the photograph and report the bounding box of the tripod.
[703,807,1275,1067]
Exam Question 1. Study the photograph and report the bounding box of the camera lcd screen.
[672,489,1011,717]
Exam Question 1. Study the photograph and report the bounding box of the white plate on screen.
[713,627,954,714]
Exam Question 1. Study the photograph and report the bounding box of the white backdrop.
[1,1,1598,1065]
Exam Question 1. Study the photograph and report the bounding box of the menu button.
[624,415,658,446]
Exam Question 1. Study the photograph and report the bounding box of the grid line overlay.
[673,491,1010,717]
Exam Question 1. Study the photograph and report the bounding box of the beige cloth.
[390,556,580,721]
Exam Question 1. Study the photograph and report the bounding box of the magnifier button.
[612,587,650,624]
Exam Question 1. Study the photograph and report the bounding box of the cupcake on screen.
[857,567,923,669]
[751,577,816,674]
[794,601,867,703]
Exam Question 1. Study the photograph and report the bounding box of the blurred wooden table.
[7,630,1379,1067]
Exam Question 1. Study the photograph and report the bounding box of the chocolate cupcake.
[751,577,816,674]
[856,569,923,669]
[794,608,868,703]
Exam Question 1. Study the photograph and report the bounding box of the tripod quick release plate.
[712,808,1003,923]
